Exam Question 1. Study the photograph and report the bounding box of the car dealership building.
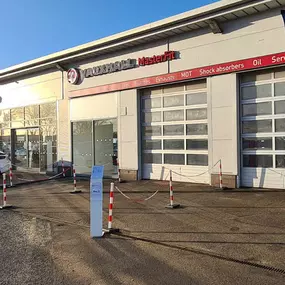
[1,0,285,188]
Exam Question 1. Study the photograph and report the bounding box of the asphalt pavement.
[0,177,285,284]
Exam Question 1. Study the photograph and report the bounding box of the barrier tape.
[169,160,220,179]
[114,186,159,202]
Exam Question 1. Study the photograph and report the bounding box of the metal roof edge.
[0,0,275,78]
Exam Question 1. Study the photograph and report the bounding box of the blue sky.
[0,0,218,69]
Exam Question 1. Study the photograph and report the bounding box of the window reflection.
[72,121,93,174]
[25,105,39,126]
[0,110,10,128]
[11,108,24,128]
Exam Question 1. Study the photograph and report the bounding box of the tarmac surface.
[0,174,285,284]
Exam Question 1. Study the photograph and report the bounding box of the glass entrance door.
[13,128,40,171]
[94,119,117,178]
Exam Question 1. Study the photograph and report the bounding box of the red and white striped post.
[9,165,13,187]
[166,170,180,209]
[70,165,81,194]
[104,182,119,234]
[61,158,65,177]
[108,182,114,230]
[219,159,223,189]
[1,173,12,209]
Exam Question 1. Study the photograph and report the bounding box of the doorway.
[12,128,40,171]
[94,119,118,178]
[72,118,118,177]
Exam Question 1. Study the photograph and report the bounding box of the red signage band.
[69,51,285,98]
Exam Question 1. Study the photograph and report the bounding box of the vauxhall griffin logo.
[67,68,81,85]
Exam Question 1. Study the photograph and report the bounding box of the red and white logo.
[67,68,80,85]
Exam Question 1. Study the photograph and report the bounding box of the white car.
[0,152,10,174]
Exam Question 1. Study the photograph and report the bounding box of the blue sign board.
[90,165,104,238]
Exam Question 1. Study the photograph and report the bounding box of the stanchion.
[61,157,65,177]
[166,170,180,209]
[70,166,82,194]
[104,182,120,234]
[219,159,224,189]
[9,165,13,187]
[0,173,12,209]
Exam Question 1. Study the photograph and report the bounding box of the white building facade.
[1,0,285,188]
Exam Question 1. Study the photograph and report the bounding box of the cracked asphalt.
[0,177,285,284]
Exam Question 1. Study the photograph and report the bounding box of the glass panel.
[275,119,285,132]
[40,102,56,118]
[163,125,184,136]
[94,119,117,178]
[241,84,271,100]
[72,121,92,174]
[186,139,208,150]
[164,154,185,165]
[242,102,271,117]
[163,95,184,107]
[275,137,285,150]
[14,129,28,168]
[274,101,285,114]
[143,153,162,164]
[276,155,285,168]
[186,108,207,120]
[142,87,162,96]
[143,112,161,123]
[40,118,56,125]
[40,125,57,172]
[25,105,39,126]
[0,110,10,128]
[185,81,206,90]
[142,98,161,109]
[243,155,273,167]
[142,126,161,136]
[187,154,208,166]
[186,93,207,105]
[242,120,272,133]
[11,108,24,128]
[0,129,11,159]
[242,137,272,150]
[274,82,285,96]
[163,110,184,121]
[241,71,271,83]
[186,124,208,135]
[27,129,40,169]
[163,139,184,150]
[143,140,161,150]
[275,69,285,79]
[163,84,184,93]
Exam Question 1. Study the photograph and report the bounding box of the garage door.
[241,68,285,188]
[141,80,209,183]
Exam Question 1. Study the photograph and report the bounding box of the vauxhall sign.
[67,51,177,85]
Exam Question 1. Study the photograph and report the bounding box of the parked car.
[0,151,10,174]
